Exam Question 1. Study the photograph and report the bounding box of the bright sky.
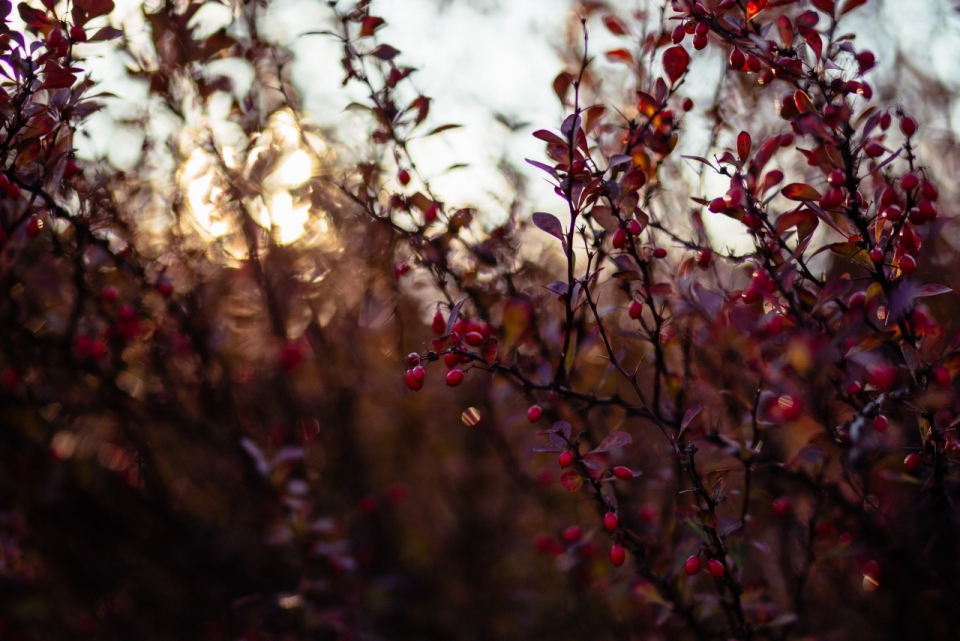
[72,0,960,248]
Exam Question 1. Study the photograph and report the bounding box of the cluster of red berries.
[741,269,776,304]
[684,554,726,579]
[611,218,644,249]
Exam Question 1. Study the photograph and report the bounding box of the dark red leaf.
[602,14,629,35]
[662,46,690,84]
[737,131,752,162]
[73,0,113,18]
[781,183,821,201]
[841,0,868,14]
[370,44,400,60]
[590,431,632,454]
[532,212,565,242]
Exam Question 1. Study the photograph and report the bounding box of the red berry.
[101,286,118,303]
[63,158,79,179]
[0,367,19,391]
[873,414,889,432]
[612,227,628,249]
[900,116,917,137]
[156,277,173,298]
[899,254,916,275]
[627,219,642,235]
[869,247,884,264]
[398,169,411,185]
[359,495,379,514]
[856,50,876,74]
[693,34,708,50]
[903,452,921,474]
[847,380,863,395]
[921,181,939,201]
[25,215,42,238]
[527,404,543,422]
[46,29,62,49]
[746,54,761,73]
[404,369,424,391]
[682,97,694,111]
[638,504,656,522]
[729,49,745,70]
[278,342,304,371]
[562,525,582,543]
[6,182,19,200]
[609,544,625,566]
[707,558,726,578]
[612,466,633,480]
[867,364,897,390]
[827,170,845,187]
[684,555,701,575]
[464,331,483,346]
[863,141,885,158]
[742,213,762,230]
[901,172,919,191]
[918,199,937,221]
[671,24,686,44]
[777,394,803,422]
[604,512,619,531]
[558,451,575,468]
[431,310,446,334]
[445,369,464,387]
[935,366,951,389]
[652,247,667,259]
[880,112,892,130]
[694,21,709,36]
[772,496,791,517]
[406,352,421,367]
[758,69,773,85]
[627,300,643,320]
[847,291,866,307]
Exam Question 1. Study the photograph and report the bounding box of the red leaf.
[560,470,583,491]
[370,44,400,60]
[662,46,690,85]
[781,183,821,201]
[602,14,628,35]
[359,16,385,37]
[841,0,868,14]
[679,405,702,438]
[737,131,752,162]
[590,431,632,454]
[73,0,113,18]
[532,212,564,242]
[532,129,567,147]
[798,26,822,61]
[917,284,952,298]
[747,0,768,19]
[17,2,48,27]
[621,169,647,195]
[811,0,835,14]
[605,48,634,64]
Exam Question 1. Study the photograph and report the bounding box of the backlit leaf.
[662,46,690,84]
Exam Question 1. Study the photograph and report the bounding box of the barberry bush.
[1,0,959,639]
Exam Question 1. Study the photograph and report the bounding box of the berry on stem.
[527,404,543,422]
[707,558,726,579]
[772,496,791,517]
[903,452,921,474]
[684,555,701,575]
[609,544,625,567]
[612,466,633,480]
[558,451,574,468]
[603,512,618,531]
[628,300,643,320]
[445,369,464,387]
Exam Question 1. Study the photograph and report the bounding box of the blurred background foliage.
[1,0,960,640]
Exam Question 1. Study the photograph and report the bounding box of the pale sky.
[71,0,960,249]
